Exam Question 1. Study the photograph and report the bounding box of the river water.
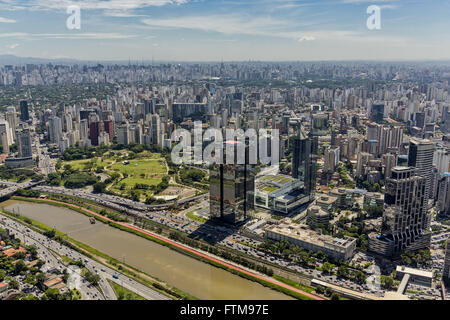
[0,200,292,300]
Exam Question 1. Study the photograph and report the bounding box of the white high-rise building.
[117,124,130,145]
[0,120,13,146]
[434,148,450,174]
[1,131,9,153]
[79,119,89,141]
[5,107,17,140]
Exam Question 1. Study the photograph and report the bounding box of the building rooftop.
[44,277,63,288]
[396,266,433,279]
[259,174,295,186]
[266,220,356,249]
[308,206,329,218]
[316,194,338,205]
[256,174,298,195]
[1,247,26,258]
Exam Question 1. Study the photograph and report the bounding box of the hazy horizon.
[0,0,450,61]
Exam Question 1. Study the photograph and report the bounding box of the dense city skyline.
[0,0,450,306]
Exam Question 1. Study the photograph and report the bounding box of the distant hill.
[0,54,176,66]
[0,54,84,65]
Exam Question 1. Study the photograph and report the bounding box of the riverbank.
[10,196,324,300]
[0,203,196,300]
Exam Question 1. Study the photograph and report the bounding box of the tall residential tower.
[369,167,431,257]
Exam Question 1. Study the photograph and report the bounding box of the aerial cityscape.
[0,0,449,306]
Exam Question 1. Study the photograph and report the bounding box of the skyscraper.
[6,106,17,141]
[370,104,385,124]
[415,112,425,129]
[1,131,9,154]
[210,140,255,225]
[310,113,329,136]
[444,239,450,285]
[117,124,130,145]
[20,100,30,122]
[48,116,62,143]
[103,120,114,141]
[408,138,435,205]
[437,173,450,216]
[150,114,161,146]
[434,148,450,174]
[369,167,431,257]
[291,127,317,203]
[0,120,13,146]
[89,121,100,146]
[282,112,290,135]
[79,119,89,142]
[16,128,32,158]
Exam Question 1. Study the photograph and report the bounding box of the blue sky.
[0,0,449,61]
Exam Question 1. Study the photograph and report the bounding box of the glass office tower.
[291,127,317,203]
[210,140,255,225]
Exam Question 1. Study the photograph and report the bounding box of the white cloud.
[0,32,29,38]
[6,43,19,49]
[341,0,399,9]
[141,14,407,46]
[0,32,136,39]
[341,0,396,3]
[141,15,298,38]
[40,33,137,39]
[298,36,315,42]
[103,10,146,17]
[1,0,188,11]
[0,16,16,23]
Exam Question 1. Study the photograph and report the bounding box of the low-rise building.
[395,266,433,288]
[254,175,310,214]
[4,156,34,169]
[306,206,330,229]
[315,194,338,213]
[1,246,26,258]
[368,233,394,257]
[43,277,64,290]
[265,220,357,261]
[0,282,7,294]
[364,192,384,209]
[329,188,353,209]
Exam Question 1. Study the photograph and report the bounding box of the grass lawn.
[272,275,315,294]
[108,279,146,300]
[120,177,163,187]
[72,289,82,300]
[65,158,114,171]
[108,158,168,200]
[186,211,208,223]
[61,255,74,265]
[110,159,166,181]
[62,151,169,200]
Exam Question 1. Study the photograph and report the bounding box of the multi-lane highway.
[0,213,171,300]
[0,215,103,300]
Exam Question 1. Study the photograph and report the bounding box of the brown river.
[0,200,292,300]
